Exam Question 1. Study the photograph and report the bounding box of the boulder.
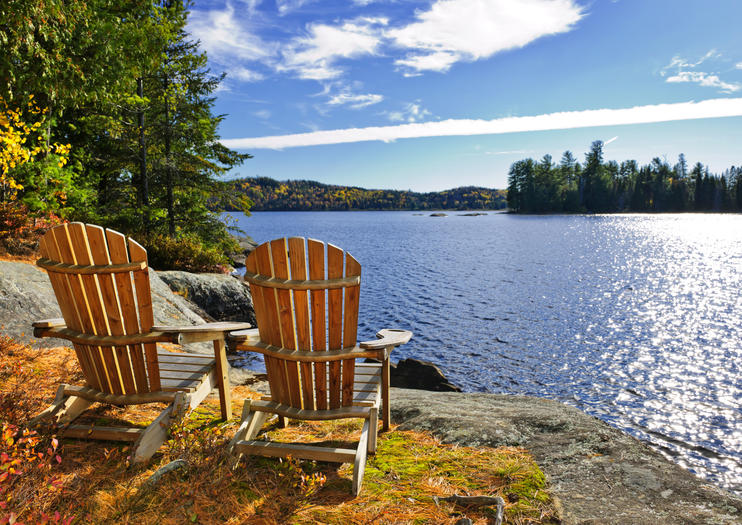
[391,389,742,525]
[157,271,256,326]
[390,358,462,392]
[429,212,447,217]
[228,235,258,269]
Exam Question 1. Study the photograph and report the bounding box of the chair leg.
[213,339,232,421]
[131,392,189,463]
[352,418,371,497]
[30,384,93,427]
[368,407,378,454]
[228,400,268,468]
[382,355,391,431]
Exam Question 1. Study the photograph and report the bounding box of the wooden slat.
[342,253,361,406]
[69,223,124,395]
[128,238,160,392]
[61,425,143,442]
[249,399,372,421]
[37,258,146,275]
[271,238,301,408]
[243,273,360,290]
[107,230,149,393]
[308,239,327,410]
[156,351,214,365]
[327,244,343,409]
[86,225,137,395]
[38,235,96,387]
[254,243,288,405]
[235,441,356,464]
[288,237,315,410]
[157,361,212,373]
[160,378,201,392]
[52,224,108,392]
[62,385,177,405]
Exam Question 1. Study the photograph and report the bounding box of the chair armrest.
[227,328,261,344]
[359,328,413,350]
[152,322,251,344]
[32,318,66,329]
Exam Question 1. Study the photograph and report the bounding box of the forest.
[507,141,742,213]
[0,0,250,269]
[222,177,507,211]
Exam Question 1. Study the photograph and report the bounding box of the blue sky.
[188,0,742,191]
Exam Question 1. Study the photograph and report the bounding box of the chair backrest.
[38,222,161,395]
[244,238,361,411]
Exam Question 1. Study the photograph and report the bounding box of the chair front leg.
[213,339,232,420]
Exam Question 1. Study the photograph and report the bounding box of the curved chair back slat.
[244,237,362,410]
[38,223,159,394]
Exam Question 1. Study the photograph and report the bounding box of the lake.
[226,210,742,495]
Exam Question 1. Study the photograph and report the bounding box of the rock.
[228,235,258,269]
[390,358,462,392]
[157,271,256,326]
[457,212,487,216]
[391,389,742,525]
[429,213,447,217]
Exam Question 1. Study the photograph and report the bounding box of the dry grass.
[0,336,559,524]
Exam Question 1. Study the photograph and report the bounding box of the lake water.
[226,210,742,495]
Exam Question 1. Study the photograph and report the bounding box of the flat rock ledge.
[390,389,742,525]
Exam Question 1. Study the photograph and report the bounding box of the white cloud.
[221,98,742,149]
[735,62,742,70]
[388,0,584,73]
[279,18,387,80]
[604,136,618,145]
[275,0,315,15]
[188,5,275,64]
[254,109,272,119]
[232,67,265,82]
[327,92,384,109]
[666,72,740,93]
[387,103,432,123]
[662,50,720,73]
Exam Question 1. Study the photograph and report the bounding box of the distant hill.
[221,177,507,211]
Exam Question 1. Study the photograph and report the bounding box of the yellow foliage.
[0,97,71,198]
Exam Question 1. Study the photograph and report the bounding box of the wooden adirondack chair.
[30,222,251,462]
[228,237,412,496]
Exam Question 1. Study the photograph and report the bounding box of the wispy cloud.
[327,92,384,109]
[388,0,584,74]
[254,109,272,119]
[188,5,275,64]
[604,136,618,145]
[221,98,742,149]
[661,50,740,93]
[232,67,265,82]
[278,18,387,80]
[736,62,742,70]
[386,102,432,123]
[666,72,740,93]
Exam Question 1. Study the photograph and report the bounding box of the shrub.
[140,233,231,273]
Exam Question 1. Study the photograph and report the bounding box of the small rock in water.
[390,358,462,392]
[429,212,447,217]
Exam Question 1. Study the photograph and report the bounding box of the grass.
[0,335,559,524]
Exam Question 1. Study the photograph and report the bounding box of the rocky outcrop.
[157,271,256,326]
[391,389,742,525]
[228,235,258,269]
[390,358,462,392]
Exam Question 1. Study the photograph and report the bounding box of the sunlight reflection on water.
[228,211,742,495]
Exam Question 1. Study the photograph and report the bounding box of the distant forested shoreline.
[507,141,742,213]
[220,177,507,211]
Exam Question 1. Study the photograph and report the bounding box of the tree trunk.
[137,77,149,234]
